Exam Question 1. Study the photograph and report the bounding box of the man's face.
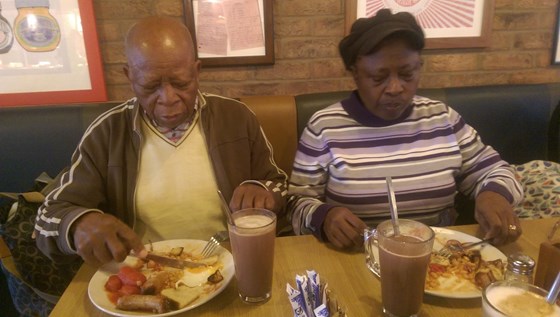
[351,39,421,121]
[125,47,201,129]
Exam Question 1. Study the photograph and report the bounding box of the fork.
[436,238,492,258]
[200,230,229,258]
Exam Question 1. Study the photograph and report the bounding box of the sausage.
[116,294,176,313]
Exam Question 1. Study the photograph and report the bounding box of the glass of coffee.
[228,208,276,304]
[364,219,434,317]
[482,280,560,317]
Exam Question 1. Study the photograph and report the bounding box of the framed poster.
[183,0,274,67]
[553,3,560,65]
[0,0,106,107]
[345,0,495,49]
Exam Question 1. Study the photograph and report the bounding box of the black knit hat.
[339,9,425,70]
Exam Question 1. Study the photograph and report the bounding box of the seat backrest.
[239,95,298,176]
[548,100,560,162]
[0,102,120,193]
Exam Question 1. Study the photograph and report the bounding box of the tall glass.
[364,219,435,317]
[228,208,276,304]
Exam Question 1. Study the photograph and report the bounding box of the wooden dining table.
[49,217,559,317]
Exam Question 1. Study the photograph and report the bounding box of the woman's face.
[351,39,422,121]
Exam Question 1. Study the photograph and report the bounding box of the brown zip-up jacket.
[35,92,288,262]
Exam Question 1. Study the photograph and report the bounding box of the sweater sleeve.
[35,132,109,261]
[450,108,523,205]
[287,122,335,239]
[241,104,289,213]
[34,110,115,262]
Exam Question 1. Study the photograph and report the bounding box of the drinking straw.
[385,176,400,236]
[217,190,234,225]
[546,271,560,304]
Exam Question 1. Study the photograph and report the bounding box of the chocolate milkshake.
[228,208,276,303]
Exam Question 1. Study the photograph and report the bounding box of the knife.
[142,253,207,269]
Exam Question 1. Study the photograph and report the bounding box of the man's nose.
[157,83,179,105]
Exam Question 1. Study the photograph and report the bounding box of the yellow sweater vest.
[135,116,225,242]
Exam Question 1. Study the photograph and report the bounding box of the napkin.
[286,270,347,317]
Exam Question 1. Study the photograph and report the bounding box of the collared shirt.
[144,98,199,143]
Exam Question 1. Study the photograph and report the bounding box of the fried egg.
[176,266,216,288]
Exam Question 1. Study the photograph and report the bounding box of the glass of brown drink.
[364,219,435,317]
[228,208,276,304]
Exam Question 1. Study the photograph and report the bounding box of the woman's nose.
[385,76,404,95]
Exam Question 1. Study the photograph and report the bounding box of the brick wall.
[93,0,560,101]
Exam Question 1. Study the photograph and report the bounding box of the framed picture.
[553,3,560,65]
[0,0,106,107]
[183,0,274,67]
[345,0,494,49]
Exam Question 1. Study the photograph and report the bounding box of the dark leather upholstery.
[548,100,560,163]
[0,102,119,193]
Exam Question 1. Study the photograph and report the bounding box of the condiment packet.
[296,274,315,314]
[286,283,308,317]
[287,270,333,317]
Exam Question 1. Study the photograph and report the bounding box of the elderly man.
[35,16,287,266]
[288,9,523,249]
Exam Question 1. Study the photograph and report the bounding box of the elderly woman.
[287,9,523,249]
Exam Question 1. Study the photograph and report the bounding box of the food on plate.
[118,265,147,287]
[103,245,225,313]
[207,270,224,284]
[116,294,175,314]
[161,285,204,308]
[141,269,183,295]
[425,239,505,293]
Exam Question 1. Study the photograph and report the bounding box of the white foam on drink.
[234,215,274,234]
[485,285,560,317]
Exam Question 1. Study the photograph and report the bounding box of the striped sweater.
[287,91,523,239]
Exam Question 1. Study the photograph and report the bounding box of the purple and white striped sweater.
[287,91,523,239]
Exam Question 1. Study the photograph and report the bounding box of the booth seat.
[2,83,560,315]
[2,82,560,214]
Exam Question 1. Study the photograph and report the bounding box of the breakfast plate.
[88,239,234,317]
[426,227,507,299]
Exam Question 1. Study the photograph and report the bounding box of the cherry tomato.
[118,266,147,286]
[104,275,122,292]
[107,291,120,305]
[119,284,141,296]
[429,263,446,273]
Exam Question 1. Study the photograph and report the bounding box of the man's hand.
[323,207,368,249]
[71,213,145,266]
[230,183,279,213]
[474,191,522,246]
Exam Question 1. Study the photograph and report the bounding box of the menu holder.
[535,220,560,290]
[535,241,560,290]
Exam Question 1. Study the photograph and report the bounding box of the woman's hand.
[323,207,368,249]
[474,191,521,245]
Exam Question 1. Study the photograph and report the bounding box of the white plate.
[88,239,234,317]
[426,227,507,299]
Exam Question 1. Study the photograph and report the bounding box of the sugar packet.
[287,270,331,317]
[286,283,308,317]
